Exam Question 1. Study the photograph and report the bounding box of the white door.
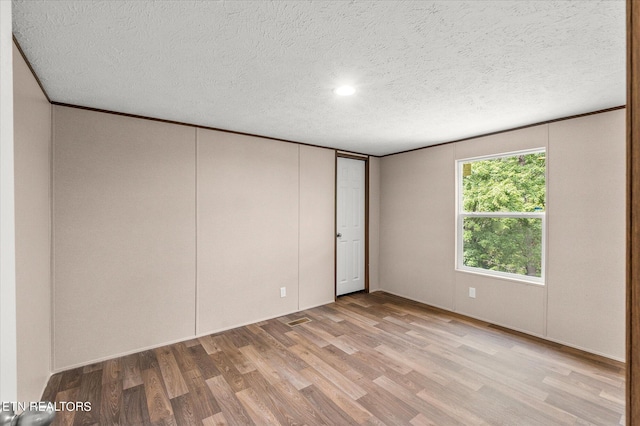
[336,157,366,296]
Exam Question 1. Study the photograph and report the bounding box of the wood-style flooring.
[42,291,625,425]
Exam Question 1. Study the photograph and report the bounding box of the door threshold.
[337,289,368,298]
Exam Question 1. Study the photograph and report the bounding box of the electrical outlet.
[469,287,476,298]
[280,287,286,298]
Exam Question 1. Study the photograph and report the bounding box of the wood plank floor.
[42,291,625,425]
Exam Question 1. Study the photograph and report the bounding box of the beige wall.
[379,111,625,360]
[50,102,624,370]
[53,106,197,369]
[52,110,340,369]
[299,146,335,309]
[546,110,626,359]
[380,144,456,310]
[13,43,52,401]
[196,129,299,333]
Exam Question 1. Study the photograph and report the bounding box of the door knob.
[337,233,342,238]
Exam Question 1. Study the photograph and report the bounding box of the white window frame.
[455,149,546,285]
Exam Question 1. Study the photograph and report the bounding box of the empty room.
[1,1,639,425]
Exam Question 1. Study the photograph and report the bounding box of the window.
[456,149,546,284]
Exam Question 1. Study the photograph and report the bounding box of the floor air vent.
[286,317,311,327]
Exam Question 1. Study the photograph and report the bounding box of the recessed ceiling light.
[334,85,355,96]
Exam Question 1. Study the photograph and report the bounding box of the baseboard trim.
[375,289,455,314]
[49,290,624,375]
[542,336,625,364]
[51,303,335,374]
[299,299,336,311]
[377,289,624,364]
[39,374,52,401]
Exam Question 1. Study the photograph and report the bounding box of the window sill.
[455,267,545,286]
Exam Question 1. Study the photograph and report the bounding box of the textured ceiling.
[12,0,626,156]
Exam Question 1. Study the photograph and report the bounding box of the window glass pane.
[462,153,546,213]
[463,217,542,277]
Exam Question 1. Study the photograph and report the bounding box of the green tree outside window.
[460,152,546,279]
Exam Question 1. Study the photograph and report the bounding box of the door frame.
[335,152,369,299]
[627,0,639,424]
